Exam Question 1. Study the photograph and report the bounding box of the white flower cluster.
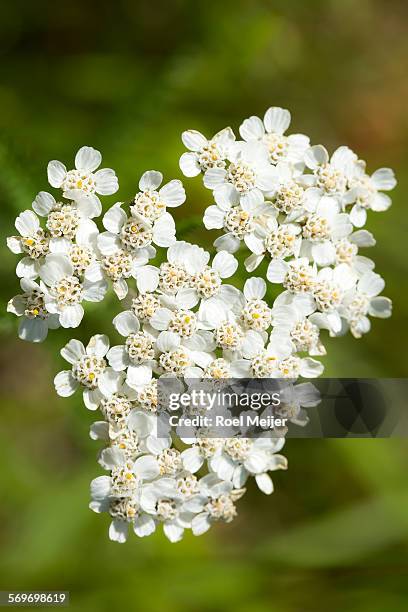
[180,107,395,339]
[8,107,396,543]
[54,242,307,542]
[7,147,185,340]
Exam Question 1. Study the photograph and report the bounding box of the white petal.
[244,233,265,255]
[213,233,241,253]
[304,145,329,169]
[75,194,102,218]
[150,307,172,331]
[113,310,140,336]
[86,334,109,357]
[264,106,291,134]
[300,358,324,378]
[82,280,107,302]
[153,213,176,246]
[16,258,38,280]
[134,455,160,481]
[244,451,269,474]
[54,370,78,397]
[18,318,48,343]
[255,169,278,192]
[239,115,265,141]
[163,522,184,543]
[371,193,391,212]
[102,203,127,233]
[40,254,73,286]
[113,278,129,300]
[192,513,211,536]
[203,167,227,189]
[99,447,126,469]
[61,338,85,364]
[75,218,99,247]
[7,294,26,315]
[89,421,109,441]
[212,251,238,278]
[255,472,274,495]
[358,272,385,297]
[203,206,225,230]
[179,152,201,177]
[368,296,392,318]
[98,368,123,397]
[134,514,156,537]
[145,436,171,456]
[94,168,119,195]
[181,447,204,473]
[244,277,266,300]
[230,359,252,377]
[107,346,130,372]
[211,453,235,480]
[267,259,288,283]
[60,304,84,328]
[175,287,199,309]
[349,204,367,228]
[245,253,264,272]
[109,519,128,543]
[49,237,71,255]
[371,168,396,191]
[128,411,155,438]
[214,183,239,210]
[159,179,186,208]
[350,230,376,247]
[97,232,121,256]
[83,387,103,410]
[181,129,207,151]
[126,364,152,389]
[75,146,101,171]
[240,188,264,209]
[84,262,104,283]
[47,160,66,188]
[15,210,40,236]
[134,265,159,293]
[311,242,336,266]
[90,475,111,500]
[139,170,163,191]
[156,331,180,353]
[32,191,56,216]
[241,330,265,358]
[7,236,23,254]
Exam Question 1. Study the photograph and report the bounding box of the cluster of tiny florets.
[8,106,395,544]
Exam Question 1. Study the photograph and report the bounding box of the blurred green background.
[1,1,408,610]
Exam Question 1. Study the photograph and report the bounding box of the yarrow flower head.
[8,109,396,543]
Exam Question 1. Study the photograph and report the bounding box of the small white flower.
[179,128,235,177]
[7,210,50,279]
[204,184,277,255]
[7,278,60,342]
[189,475,246,535]
[107,310,157,372]
[131,170,186,221]
[204,141,278,209]
[240,277,272,332]
[209,437,287,491]
[345,164,397,227]
[39,253,107,328]
[239,106,310,166]
[339,271,392,338]
[54,334,110,409]
[32,189,102,220]
[300,196,352,266]
[47,145,118,208]
[304,145,357,198]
